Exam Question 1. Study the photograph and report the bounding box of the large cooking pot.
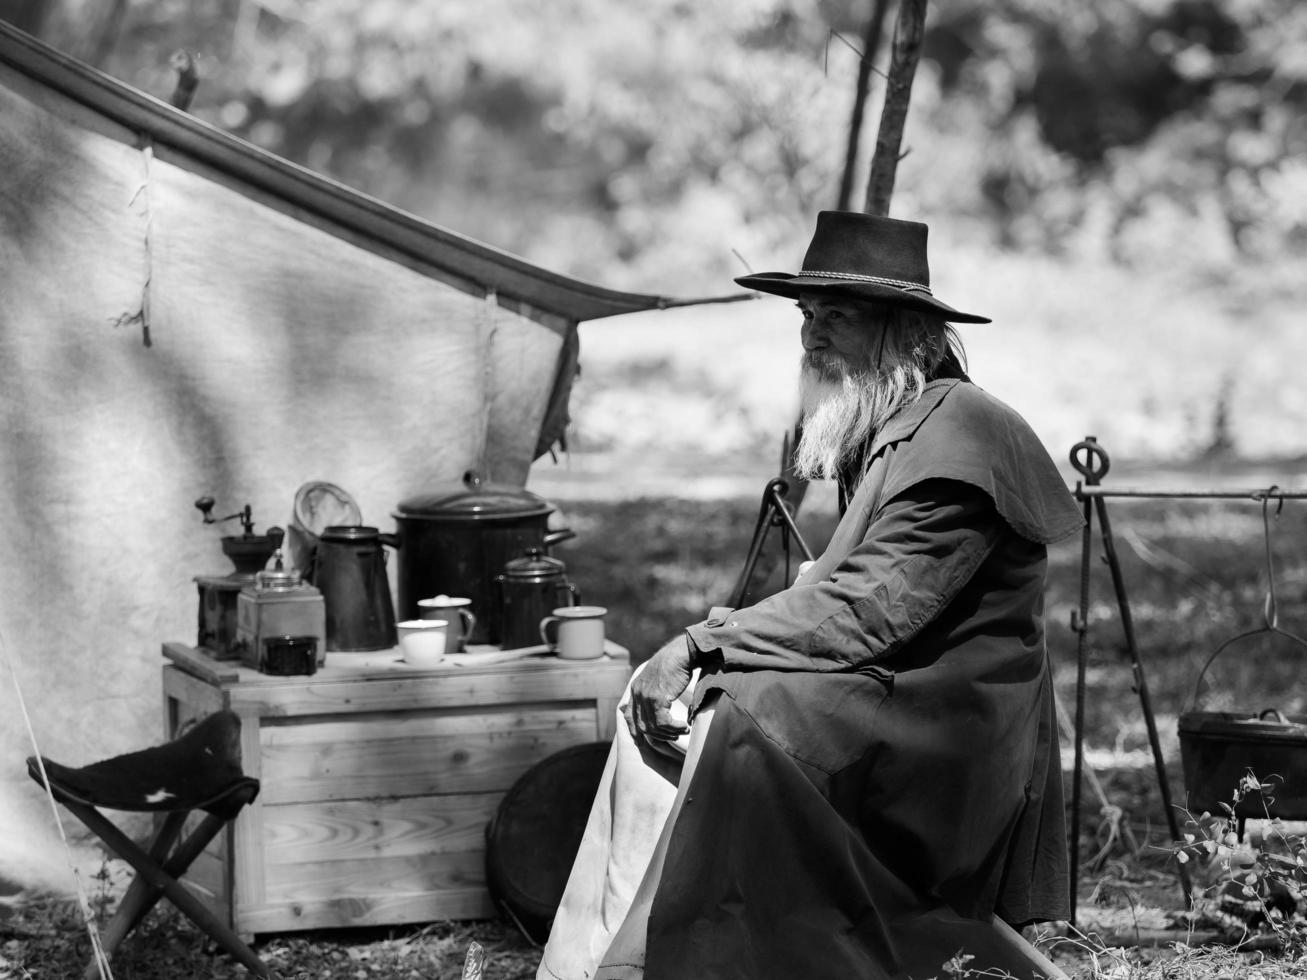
[392,471,574,644]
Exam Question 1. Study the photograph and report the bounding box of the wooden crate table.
[161,639,631,938]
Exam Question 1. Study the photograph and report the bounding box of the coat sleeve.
[686,479,1006,672]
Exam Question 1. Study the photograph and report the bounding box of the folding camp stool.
[26,710,269,979]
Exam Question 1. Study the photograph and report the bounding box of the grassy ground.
[5,490,1307,978]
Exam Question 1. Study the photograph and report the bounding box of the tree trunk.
[0,0,52,36]
[863,0,928,217]
[83,0,129,68]
[836,0,892,211]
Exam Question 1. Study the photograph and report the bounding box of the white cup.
[539,605,607,660]
[397,619,447,667]
[416,595,477,651]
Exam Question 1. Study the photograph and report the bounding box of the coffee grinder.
[194,496,280,658]
[194,495,319,666]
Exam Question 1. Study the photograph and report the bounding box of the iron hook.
[1070,436,1110,485]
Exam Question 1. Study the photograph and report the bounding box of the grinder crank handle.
[1069,436,1110,486]
[195,496,256,534]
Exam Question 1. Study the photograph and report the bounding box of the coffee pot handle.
[545,529,576,549]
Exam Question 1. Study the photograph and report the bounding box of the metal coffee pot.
[496,548,577,650]
[307,525,398,652]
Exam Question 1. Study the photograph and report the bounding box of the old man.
[537,211,1082,980]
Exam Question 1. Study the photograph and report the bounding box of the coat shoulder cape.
[873,379,1083,545]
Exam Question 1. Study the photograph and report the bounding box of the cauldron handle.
[1188,489,1307,710]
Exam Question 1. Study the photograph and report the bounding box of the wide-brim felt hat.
[735,210,991,324]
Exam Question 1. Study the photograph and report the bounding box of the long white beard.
[793,351,926,483]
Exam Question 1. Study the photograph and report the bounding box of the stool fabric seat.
[27,710,254,814]
[27,710,269,979]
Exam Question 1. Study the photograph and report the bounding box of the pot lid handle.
[503,546,567,576]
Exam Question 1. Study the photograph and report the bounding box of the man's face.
[797,293,886,378]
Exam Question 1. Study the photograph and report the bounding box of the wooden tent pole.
[836,0,892,211]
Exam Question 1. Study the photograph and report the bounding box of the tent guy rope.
[1,628,115,979]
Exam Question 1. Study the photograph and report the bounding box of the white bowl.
[397,620,447,667]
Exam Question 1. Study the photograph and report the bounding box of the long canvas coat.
[655,379,1083,978]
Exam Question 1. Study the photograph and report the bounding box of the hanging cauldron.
[1179,709,1307,821]
[392,471,574,645]
[1178,493,1307,823]
[1178,626,1307,821]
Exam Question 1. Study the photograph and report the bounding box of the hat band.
[800,269,933,295]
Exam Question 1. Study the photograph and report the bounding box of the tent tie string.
[117,138,155,348]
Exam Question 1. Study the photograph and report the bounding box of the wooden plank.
[161,665,226,722]
[163,642,241,685]
[263,851,490,908]
[231,708,266,919]
[225,658,631,717]
[238,883,494,935]
[262,793,500,865]
[257,705,596,804]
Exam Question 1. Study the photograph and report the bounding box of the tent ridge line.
[0,20,674,323]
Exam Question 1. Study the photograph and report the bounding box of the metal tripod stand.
[1068,436,1307,924]
[726,477,815,609]
[1068,436,1192,924]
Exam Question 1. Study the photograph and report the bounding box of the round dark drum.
[485,741,611,944]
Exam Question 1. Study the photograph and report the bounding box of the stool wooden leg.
[87,812,190,979]
[65,801,270,979]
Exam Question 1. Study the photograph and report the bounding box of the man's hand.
[622,635,694,744]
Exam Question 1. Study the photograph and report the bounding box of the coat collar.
[835,379,963,511]
[866,378,961,460]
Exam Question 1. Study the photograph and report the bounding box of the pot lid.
[320,524,381,541]
[397,470,553,520]
[255,566,303,590]
[502,547,567,580]
[1179,710,1307,738]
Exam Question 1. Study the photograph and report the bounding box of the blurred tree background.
[3,0,1303,297]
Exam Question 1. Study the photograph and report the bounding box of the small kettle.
[496,548,577,650]
[308,525,398,652]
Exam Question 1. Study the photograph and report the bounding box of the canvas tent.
[0,20,685,893]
